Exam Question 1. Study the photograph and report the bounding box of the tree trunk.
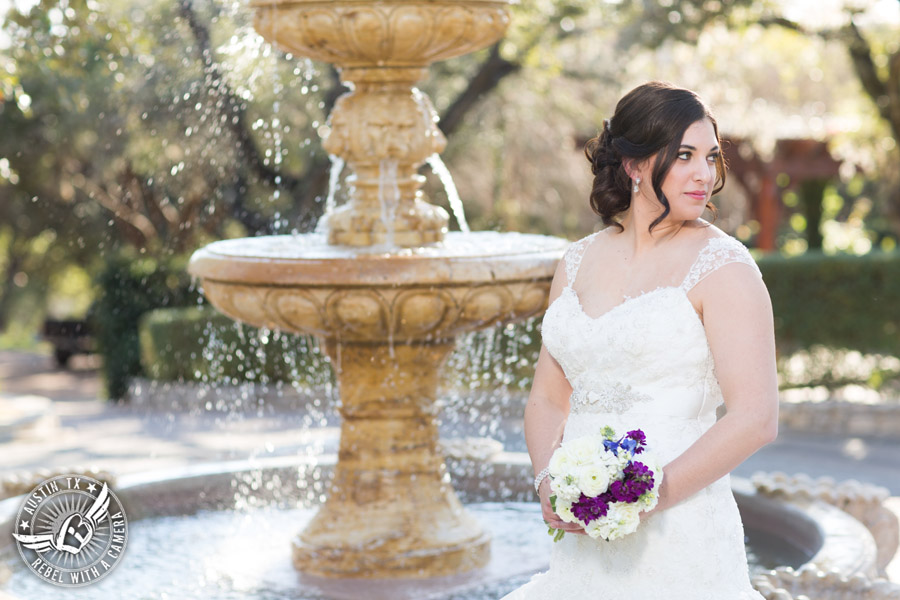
[799,180,826,251]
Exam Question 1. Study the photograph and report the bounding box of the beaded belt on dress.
[570,380,652,414]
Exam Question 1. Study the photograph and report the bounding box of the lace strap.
[680,236,761,292]
[563,232,600,286]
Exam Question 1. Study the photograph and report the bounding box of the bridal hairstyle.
[584,81,725,232]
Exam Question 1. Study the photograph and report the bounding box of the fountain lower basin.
[0,456,873,599]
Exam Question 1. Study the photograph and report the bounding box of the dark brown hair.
[584,81,725,232]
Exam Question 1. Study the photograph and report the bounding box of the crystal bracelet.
[533,467,551,494]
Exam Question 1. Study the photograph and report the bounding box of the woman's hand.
[538,479,586,535]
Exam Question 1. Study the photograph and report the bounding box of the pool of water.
[1,502,805,600]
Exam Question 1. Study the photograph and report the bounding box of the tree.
[756,1,900,231]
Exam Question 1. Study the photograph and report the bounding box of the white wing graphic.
[12,532,55,553]
[84,483,111,527]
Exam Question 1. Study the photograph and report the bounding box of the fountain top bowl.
[249,0,513,69]
[188,231,567,287]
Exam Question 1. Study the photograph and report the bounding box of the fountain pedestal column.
[321,67,450,247]
[294,340,490,577]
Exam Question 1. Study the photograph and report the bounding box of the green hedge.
[138,305,331,386]
[758,251,900,357]
[92,256,200,400]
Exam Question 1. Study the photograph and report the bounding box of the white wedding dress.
[503,229,766,599]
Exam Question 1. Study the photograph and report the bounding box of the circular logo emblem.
[11,474,128,587]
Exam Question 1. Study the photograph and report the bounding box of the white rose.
[565,435,603,466]
[548,447,574,478]
[555,500,577,524]
[575,465,611,497]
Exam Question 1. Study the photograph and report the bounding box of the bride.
[502,82,778,598]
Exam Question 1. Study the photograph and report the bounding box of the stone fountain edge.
[0,453,876,584]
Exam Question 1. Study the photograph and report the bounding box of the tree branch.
[179,0,344,232]
[75,177,155,247]
[760,12,900,153]
[846,21,889,116]
[0,250,23,332]
[178,0,298,190]
[757,15,805,33]
[439,44,520,137]
[889,49,900,141]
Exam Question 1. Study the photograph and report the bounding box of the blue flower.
[620,437,637,455]
[603,438,620,456]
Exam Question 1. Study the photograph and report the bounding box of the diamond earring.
[633,177,641,194]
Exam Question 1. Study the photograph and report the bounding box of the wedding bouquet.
[546,426,662,542]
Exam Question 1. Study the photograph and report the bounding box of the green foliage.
[0,0,336,338]
[139,306,229,381]
[758,251,900,357]
[93,254,200,400]
[138,305,331,386]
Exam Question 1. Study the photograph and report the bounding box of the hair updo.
[584,81,725,232]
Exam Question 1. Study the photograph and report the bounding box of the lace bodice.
[503,228,767,600]
[542,229,762,423]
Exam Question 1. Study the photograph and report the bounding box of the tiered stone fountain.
[188,0,567,579]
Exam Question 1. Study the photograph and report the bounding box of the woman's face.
[641,118,720,221]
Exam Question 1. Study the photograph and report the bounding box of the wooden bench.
[41,319,94,367]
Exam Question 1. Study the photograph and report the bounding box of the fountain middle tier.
[188,231,567,577]
[188,232,567,343]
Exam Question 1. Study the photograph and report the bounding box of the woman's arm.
[524,259,583,533]
[649,261,779,514]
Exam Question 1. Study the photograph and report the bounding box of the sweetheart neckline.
[562,285,680,320]
[555,285,705,329]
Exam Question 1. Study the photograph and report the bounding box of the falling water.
[316,154,345,234]
[409,86,470,233]
[427,153,469,233]
[269,17,287,232]
[378,158,400,249]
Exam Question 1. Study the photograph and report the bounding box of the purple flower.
[624,461,651,479]
[571,493,610,524]
[626,461,655,490]
[609,478,651,503]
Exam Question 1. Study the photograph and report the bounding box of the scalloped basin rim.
[188,232,569,286]
[0,460,866,578]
